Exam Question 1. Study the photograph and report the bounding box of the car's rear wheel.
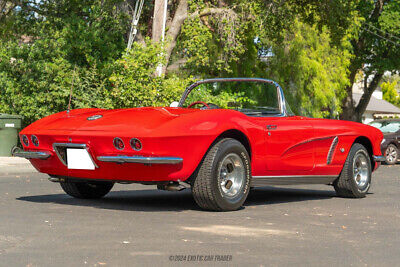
[191,138,251,211]
[334,143,371,198]
[384,144,398,165]
[60,181,114,199]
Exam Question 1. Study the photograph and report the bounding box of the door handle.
[267,125,277,130]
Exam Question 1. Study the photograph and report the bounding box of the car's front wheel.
[191,138,251,211]
[60,181,114,199]
[334,143,371,198]
[385,144,398,165]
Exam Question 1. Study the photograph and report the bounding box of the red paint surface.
[20,107,383,182]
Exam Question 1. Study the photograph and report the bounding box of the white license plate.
[67,148,95,170]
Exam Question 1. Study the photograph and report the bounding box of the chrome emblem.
[87,115,103,121]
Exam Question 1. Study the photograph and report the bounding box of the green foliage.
[176,1,265,77]
[0,0,127,125]
[109,40,191,108]
[382,80,400,107]
[2,0,398,125]
[267,20,351,117]
[184,87,238,108]
[353,0,400,74]
[0,40,113,124]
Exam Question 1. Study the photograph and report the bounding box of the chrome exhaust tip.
[157,182,188,191]
[48,176,65,183]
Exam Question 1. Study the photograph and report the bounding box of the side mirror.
[170,101,179,107]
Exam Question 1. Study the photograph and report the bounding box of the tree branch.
[191,7,236,19]
[163,1,237,75]
[162,0,187,74]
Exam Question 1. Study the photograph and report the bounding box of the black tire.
[384,144,398,165]
[334,143,371,198]
[191,138,251,211]
[60,181,114,199]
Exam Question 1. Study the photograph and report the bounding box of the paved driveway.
[0,163,399,266]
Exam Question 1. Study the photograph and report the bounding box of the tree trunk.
[152,0,166,42]
[339,0,386,122]
[162,0,187,74]
[354,71,384,122]
[340,64,359,121]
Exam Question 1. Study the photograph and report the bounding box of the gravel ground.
[0,162,399,266]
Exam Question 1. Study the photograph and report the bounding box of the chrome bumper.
[373,155,386,162]
[97,155,183,165]
[12,147,51,159]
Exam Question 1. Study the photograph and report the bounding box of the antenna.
[67,66,77,115]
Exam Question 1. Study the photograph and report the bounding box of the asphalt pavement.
[0,159,399,266]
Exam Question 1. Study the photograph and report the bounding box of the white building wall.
[372,90,383,100]
[362,111,375,124]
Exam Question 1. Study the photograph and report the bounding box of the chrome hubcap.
[218,153,245,198]
[353,152,369,188]
[385,146,397,163]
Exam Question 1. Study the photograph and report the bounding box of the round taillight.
[130,138,142,151]
[31,135,39,146]
[113,137,125,150]
[21,135,29,146]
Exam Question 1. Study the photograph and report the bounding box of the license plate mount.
[66,148,95,170]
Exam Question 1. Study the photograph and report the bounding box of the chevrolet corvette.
[13,78,385,211]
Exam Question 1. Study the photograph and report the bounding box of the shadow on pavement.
[246,186,335,206]
[17,186,336,212]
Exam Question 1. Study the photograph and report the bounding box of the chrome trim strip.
[251,175,338,186]
[282,136,335,157]
[52,143,98,168]
[97,155,183,165]
[326,136,338,165]
[12,149,51,159]
[373,155,386,162]
[53,143,87,149]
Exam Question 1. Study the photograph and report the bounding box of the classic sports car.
[369,119,400,165]
[13,78,385,211]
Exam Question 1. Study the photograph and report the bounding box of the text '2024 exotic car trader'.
[13,78,385,211]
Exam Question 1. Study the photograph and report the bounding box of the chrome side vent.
[327,136,338,165]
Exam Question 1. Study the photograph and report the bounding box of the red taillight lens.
[113,137,125,150]
[31,135,39,146]
[130,138,142,151]
[21,135,29,146]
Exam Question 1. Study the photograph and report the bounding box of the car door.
[263,116,315,173]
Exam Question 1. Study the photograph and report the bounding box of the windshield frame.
[178,78,289,117]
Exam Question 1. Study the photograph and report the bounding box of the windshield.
[180,79,285,116]
[369,121,400,133]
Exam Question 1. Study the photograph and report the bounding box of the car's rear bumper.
[12,147,51,159]
[372,155,385,171]
[97,155,183,164]
[13,145,183,165]
[12,145,186,182]
[373,155,386,162]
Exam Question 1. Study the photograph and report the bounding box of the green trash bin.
[0,114,23,156]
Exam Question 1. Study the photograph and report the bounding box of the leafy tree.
[0,0,128,124]
[267,20,351,117]
[382,80,400,106]
[339,0,400,121]
[2,0,398,125]
[108,40,191,108]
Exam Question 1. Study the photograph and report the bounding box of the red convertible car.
[13,78,384,211]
